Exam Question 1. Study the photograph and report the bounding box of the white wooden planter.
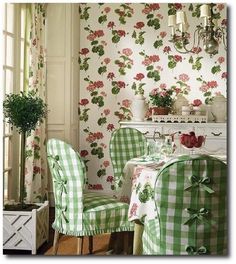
[3,201,49,254]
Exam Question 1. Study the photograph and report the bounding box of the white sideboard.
[119,121,227,156]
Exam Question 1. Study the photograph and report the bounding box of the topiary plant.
[3,90,48,208]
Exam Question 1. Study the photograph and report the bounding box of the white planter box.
[3,201,49,254]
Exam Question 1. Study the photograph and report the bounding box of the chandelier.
[168,4,227,56]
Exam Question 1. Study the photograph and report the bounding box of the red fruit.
[190,135,197,146]
[184,135,193,148]
[194,136,205,148]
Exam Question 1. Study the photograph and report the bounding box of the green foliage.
[153,39,163,49]
[3,91,47,134]
[149,88,174,107]
[211,65,221,74]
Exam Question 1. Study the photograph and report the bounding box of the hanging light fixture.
[168,4,227,56]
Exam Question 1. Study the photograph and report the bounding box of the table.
[120,154,227,255]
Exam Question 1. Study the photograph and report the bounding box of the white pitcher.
[211,94,227,123]
[131,94,148,121]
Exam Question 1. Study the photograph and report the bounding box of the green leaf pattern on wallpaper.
[79,3,227,194]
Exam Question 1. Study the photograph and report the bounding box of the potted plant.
[149,85,174,115]
[3,90,49,254]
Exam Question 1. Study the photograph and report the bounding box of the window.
[2,3,26,201]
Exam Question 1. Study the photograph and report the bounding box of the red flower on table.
[134,73,145,81]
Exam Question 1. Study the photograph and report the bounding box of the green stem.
[19,132,26,207]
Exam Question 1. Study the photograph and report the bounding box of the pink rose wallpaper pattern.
[79,3,227,194]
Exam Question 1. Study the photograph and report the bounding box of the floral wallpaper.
[79,3,227,194]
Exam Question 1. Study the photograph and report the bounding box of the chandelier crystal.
[168,4,227,56]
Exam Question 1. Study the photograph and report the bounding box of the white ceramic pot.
[193,106,201,115]
[182,105,190,116]
[131,94,148,121]
[211,95,227,123]
[173,94,189,115]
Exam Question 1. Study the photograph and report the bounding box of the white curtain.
[23,4,48,203]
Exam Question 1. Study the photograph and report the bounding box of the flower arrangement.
[149,85,174,108]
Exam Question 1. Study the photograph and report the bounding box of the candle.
[168,15,176,27]
[200,4,211,17]
[176,11,187,24]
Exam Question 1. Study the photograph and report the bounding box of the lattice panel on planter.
[3,201,49,254]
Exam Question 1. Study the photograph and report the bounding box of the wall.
[79,3,227,194]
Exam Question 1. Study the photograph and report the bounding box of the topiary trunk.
[19,132,26,207]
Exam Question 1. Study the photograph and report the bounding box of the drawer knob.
[211,132,222,136]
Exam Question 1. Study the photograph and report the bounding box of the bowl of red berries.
[180,131,206,154]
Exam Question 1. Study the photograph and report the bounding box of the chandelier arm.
[193,28,202,50]
[173,43,192,54]
[219,28,227,50]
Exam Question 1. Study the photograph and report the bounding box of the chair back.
[145,155,227,255]
[47,138,85,233]
[109,127,148,189]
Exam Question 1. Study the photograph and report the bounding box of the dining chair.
[47,138,134,255]
[109,127,148,190]
[142,154,227,255]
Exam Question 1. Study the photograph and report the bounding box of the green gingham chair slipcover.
[109,127,148,190]
[142,155,227,255]
[47,138,134,237]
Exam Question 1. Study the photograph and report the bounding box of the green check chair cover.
[143,155,227,255]
[109,127,148,189]
[47,138,134,237]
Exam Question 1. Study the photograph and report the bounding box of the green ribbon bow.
[185,175,214,194]
[185,245,208,255]
[48,155,63,175]
[54,178,67,195]
[184,208,213,226]
[56,204,69,227]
